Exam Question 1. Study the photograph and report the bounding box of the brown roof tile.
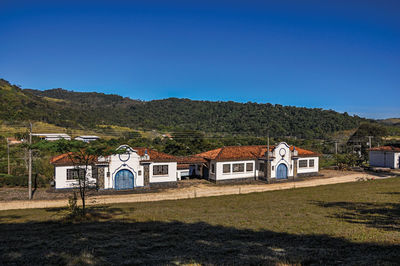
[6,137,23,145]
[51,147,178,165]
[370,146,400,152]
[176,155,207,164]
[132,147,177,162]
[50,152,98,165]
[196,145,319,161]
[177,163,190,169]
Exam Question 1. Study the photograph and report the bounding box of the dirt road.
[0,172,385,211]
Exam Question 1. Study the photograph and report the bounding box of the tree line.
[0,78,372,139]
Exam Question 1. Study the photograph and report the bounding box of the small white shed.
[75,135,100,143]
[369,146,400,169]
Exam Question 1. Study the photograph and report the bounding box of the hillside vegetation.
[1,78,369,139]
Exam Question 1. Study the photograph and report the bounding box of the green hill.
[378,118,400,127]
[1,78,370,138]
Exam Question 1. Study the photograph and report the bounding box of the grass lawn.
[1,178,399,265]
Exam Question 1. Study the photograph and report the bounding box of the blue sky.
[1,0,399,119]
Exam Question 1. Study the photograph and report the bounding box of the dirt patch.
[0,188,69,201]
[319,169,359,178]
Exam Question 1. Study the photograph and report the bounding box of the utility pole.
[334,140,338,167]
[266,130,270,183]
[28,122,32,200]
[335,141,338,155]
[7,138,10,175]
[367,136,373,149]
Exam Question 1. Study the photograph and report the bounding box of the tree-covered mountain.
[1,78,371,138]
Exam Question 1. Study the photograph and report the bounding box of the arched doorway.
[115,169,134,190]
[276,164,288,179]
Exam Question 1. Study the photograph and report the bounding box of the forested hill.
[1,78,370,138]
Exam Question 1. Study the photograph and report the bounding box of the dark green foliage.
[0,78,370,139]
[348,123,389,160]
[320,155,337,169]
[335,153,363,170]
[0,173,47,188]
[349,123,388,142]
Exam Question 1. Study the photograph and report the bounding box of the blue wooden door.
[276,164,288,179]
[115,169,134,190]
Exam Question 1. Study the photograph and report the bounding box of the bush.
[320,155,336,169]
[0,173,48,188]
[335,153,363,170]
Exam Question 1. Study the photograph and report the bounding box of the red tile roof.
[176,155,207,164]
[177,163,190,169]
[196,145,319,161]
[50,147,177,165]
[50,152,98,165]
[370,146,400,152]
[290,146,319,156]
[6,138,22,145]
[132,147,177,162]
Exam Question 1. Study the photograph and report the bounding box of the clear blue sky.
[1,0,399,119]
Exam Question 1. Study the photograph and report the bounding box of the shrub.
[320,155,336,169]
[0,173,48,188]
[335,153,363,170]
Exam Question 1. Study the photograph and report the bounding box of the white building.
[32,133,71,141]
[51,142,320,189]
[74,135,100,143]
[193,142,320,183]
[176,155,207,180]
[51,145,178,190]
[369,146,400,169]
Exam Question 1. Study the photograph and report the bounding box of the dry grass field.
[0,121,149,140]
[1,178,399,265]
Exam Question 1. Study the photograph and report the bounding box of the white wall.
[387,152,395,168]
[215,160,256,181]
[55,165,95,189]
[177,169,190,180]
[297,157,319,174]
[210,143,320,181]
[54,146,181,189]
[149,162,177,183]
[269,142,294,178]
[212,143,320,181]
[106,151,144,189]
[370,151,385,167]
[209,160,217,181]
[369,151,398,168]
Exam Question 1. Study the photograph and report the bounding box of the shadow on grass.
[312,201,400,232]
[379,192,400,195]
[1,218,399,265]
[44,205,129,221]
[0,214,21,222]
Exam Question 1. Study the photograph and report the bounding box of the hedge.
[0,173,48,188]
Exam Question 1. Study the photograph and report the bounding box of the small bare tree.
[65,149,96,214]
[33,139,125,215]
